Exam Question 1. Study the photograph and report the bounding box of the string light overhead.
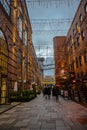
[30,18,72,35]
[31,18,72,28]
[27,0,80,8]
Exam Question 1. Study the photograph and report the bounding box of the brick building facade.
[0,0,43,104]
[53,36,68,85]
[66,0,87,79]
[54,0,87,85]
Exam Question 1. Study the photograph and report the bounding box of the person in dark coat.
[55,86,59,101]
[52,86,55,96]
[44,86,48,99]
[47,86,51,99]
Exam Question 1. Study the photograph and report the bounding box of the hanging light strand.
[30,18,72,30]
[26,0,80,8]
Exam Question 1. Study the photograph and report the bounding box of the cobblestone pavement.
[0,94,87,130]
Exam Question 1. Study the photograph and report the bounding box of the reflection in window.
[0,30,8,75]
[0,0,10,15]
[81,30,85,40]
[19,18,22,39]
[24,30,27,46]
[84,3,87,13]
[79,14,83,22]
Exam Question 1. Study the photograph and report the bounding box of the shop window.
[84,3,87,13]
[84,52,87,63]
[0,0,10,15]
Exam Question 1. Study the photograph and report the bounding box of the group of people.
[42,85,59,101]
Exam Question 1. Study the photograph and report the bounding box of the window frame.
[81,30,85,40]
[0,0,10,15]
[18,17,22,40]
[79,14,83,22]
[84,3,87,13]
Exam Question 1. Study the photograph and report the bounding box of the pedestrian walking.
[44,86,48,99]
[52,86,55,96]
[47,86,51,99]
[55,86,59,101]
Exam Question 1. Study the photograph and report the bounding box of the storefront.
[0,30,8,104]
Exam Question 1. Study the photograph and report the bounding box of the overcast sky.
[26,0,80,77]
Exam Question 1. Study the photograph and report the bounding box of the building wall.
[0,0,32,104]
[53,0,87,84]
[0,1,16,104]
[66,0,87,79]
[53,36,68,85]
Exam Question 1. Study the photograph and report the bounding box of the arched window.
[0,29,8,104]
[0,29,8,75]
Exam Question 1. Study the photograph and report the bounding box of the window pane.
[19,18,22,39]
[0,0,10,15]
[84,3,87,13]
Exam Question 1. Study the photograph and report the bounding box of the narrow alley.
[0,94,87,130]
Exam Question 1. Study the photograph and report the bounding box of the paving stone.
[28,124,41,129]
[41,122,55,129]
[20,128,30,130]
[14,121,28,127]
[40,129,50,130]
[56,126,71,130]
[0,94,87,130]
[56,120,65,126]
